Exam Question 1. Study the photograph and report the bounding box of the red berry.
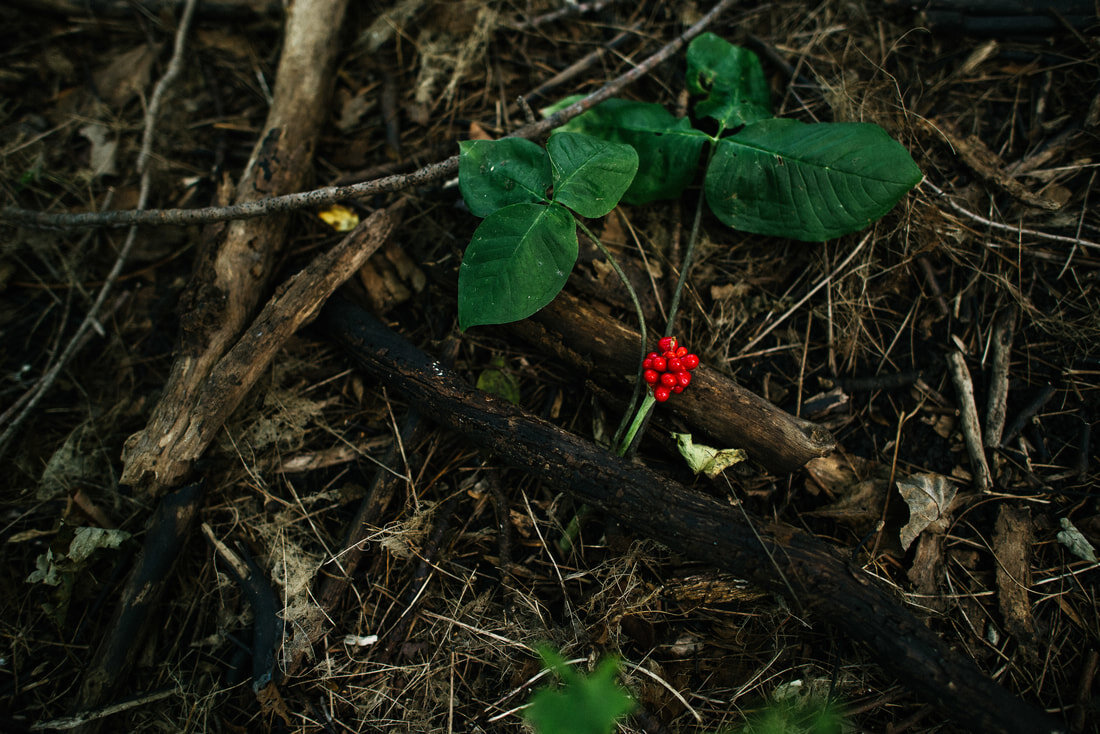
[658,336,677,352]
[660,372,677,388]
[675,346,688,358]
[682,353,699,370]
[663,350,676,361]
[642,357,653,369]
[651,356,667,372]
[678,371,692,387]
[667,357,683,372]
[654,386,671,402]
[672,385,684,393]
[643,369,659,385]
[645,351,659,363]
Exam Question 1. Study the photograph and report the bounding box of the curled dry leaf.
[898,473,957,551]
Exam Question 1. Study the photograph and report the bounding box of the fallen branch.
[319,296,1064,734]
[120,0,355,494]
[1,0,740,231]
[122,205,398,493]
[510,289,834,472]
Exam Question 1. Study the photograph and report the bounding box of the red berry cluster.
[643,336,699,402]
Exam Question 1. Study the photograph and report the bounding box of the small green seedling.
[457,131,638,330]
[457,33,921,330]
[524,647,635,734]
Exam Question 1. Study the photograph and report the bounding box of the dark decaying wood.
[73,482,204,733]
[120,0,351,495]
[320,296,1065,734]
[508,289,836,472]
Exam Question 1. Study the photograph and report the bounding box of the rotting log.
[73,482,203,734]
[320,296,1065,734]
[510,289,835,472]
[120,0,351,496]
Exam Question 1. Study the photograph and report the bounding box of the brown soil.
[1,1,1097,732]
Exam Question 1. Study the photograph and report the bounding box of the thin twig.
[0,0,198,459]
[923,179,1100,252]
[1,0,741,231]
[736,232,872,357]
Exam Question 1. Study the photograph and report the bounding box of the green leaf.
[705,119,923,241]
[547,132,638,218]
[673,432,747,478]
[458,202,577,329]
[459,138,552,218]
[525,649,634,734]
[553,99,709,205]
[476,355,521,404]
[686,33,772,129]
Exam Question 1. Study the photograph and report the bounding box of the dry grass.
[1,0,1097,731]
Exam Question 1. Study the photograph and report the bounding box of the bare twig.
[30,687,180,731]
[984,308,1015,448]
[923,180,1100,252]
[736,232,871,357]
[947,350,994,492]
[0,0,198,459]
[1,0,740,231]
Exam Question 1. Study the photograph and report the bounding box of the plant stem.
[617,392,656,456]
[575,220,648,450]
[664,133,720,337]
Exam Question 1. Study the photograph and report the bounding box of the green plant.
[457,33,920,331]
[524,648,635,734]
[457,131,638,330]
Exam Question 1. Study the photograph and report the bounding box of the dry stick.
[984,308,1015,447]
[737,231,872,357]
[510,289,834,472]
[69,208,396,729]
[1,0,741,231]
[0,0,198,459]
[947,350,994,492]
[132,206,397,491]
[923,180,1100,252]
[320,298,1064,734]
[72,482,203,733]
[120,0,352,493]
[31,688,180,731]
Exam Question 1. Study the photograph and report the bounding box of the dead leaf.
[318,204,360,231]
[1057,517,1098,563]
[79,124,118,178]
[92,44,158,107]
[898,473,957,551]
[673,432,746,478]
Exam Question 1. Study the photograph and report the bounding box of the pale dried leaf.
[898,473,956,551]
[1057,517,1098,563]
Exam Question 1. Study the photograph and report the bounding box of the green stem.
[616,392,656,456]
[664,134,720,337]
[575,220,648,449]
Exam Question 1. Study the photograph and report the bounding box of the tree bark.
[120,0,351,495]
[508,289,835,472]
[320,297,1064,734]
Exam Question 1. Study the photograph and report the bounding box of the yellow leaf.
[318,204,359,231]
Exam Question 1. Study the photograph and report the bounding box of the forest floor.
[1,0,1098,732]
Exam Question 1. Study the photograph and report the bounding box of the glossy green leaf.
[686,33,771,129]
[458,202,577,329]
[553,99,709,204]
[705,119,922,241]
[547,132,638,218]
[525,648,634,734]
[458,138,551,218]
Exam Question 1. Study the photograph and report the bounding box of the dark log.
[507,289,835,472]
[320,296,1065,734]
[74,482,204,734]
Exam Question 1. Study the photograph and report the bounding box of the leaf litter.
[1,0,1098,731]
